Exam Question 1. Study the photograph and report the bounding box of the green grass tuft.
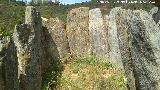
[41,55,127,90]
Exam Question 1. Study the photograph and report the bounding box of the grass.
[0,4,25,38]
[0,2,154,38]
[41,55,127,90]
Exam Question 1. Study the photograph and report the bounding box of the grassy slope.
[0,2,154,38]
[0,2,155,90]
[0,3,88,38]
[0,4,25,37]
[41,55,127,90]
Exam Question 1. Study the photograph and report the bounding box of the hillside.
[0,1,160,90]
[0,1,155,38]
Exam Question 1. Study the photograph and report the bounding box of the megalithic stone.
[107,8,123,69]
[66,7,91,57]
[107,7,136,90]
[111,7,136,90]
[107,7,160,90]
[42,17,70,60]
[128,9,160,90]
[0,37,19,90]
[13,6,42,90]
[89,8,108,59]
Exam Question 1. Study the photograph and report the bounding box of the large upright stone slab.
[89,8,108,58]
[114,8,137,90]
[66,7,90,57]
[107,8,123,69]
[128,9,160,90]
[42,17,70,60]
[0,37,18,90]
[13,6,43,90]
[108,7,160,90]
[107,8,136,90]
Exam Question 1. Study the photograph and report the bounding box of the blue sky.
[60,0,90,4]
[23,0,91,4]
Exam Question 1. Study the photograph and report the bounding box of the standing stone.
[106,8,136,90]
[106,7,160,90]
[107,8,123,69]
[43,17,70,60]
[112,8,136,90]
[66,7,90,57]
[13,6,43,90]
[89,8,108,59]
[128,10,160,90]
[0,37,18,90]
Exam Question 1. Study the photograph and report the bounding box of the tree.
[0,0,16,4]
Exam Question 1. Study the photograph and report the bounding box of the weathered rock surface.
[112,8,137,90]
[0,37,18,90]
[150,7,160,23]
[108,7,160,90]
[66,7,90,57]
[151,7,160,23]
[13,6,43,90]
[106,8,136,90]
[42,17,70,60]
[128,9,160,90]
[106,7,160,90]
[1,5,160,90]
[107,8,124,69]
[89,8,108,58]
[40,26,60,73]
[149,7,158,16]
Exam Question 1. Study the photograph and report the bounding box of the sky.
[23,0,91,4]
[60,0,90,4]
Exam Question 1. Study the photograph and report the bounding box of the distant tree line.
[30,0,60,5]
[0,0,60,6]
[0,0,16,4]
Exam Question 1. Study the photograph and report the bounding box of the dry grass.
[42,55,127,90]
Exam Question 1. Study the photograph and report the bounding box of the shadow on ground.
[41,26,64,90]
